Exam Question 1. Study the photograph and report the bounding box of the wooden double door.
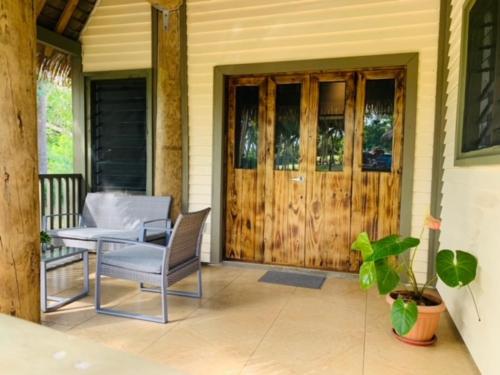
[225,69,405,272]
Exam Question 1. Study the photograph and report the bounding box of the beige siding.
[187,0,441,268]
[81,0,152,72]
[439,1,500,373]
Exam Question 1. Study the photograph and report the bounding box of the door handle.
[290,176,305,183]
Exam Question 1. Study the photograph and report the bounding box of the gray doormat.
[258,270,326,289]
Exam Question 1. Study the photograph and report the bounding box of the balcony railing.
[39,174,86,229]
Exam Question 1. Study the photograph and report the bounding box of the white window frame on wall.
[455,0,500,166]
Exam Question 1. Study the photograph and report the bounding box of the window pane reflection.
[362,79,395,172]
[235,86,259,169]
[316,81,346,171]
[274,84,301,171]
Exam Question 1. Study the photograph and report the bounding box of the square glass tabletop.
[41,246,87,263]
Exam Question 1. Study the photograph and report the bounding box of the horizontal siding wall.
[81,0,152,72]
[439,0,500,373]
[187,0,441,271]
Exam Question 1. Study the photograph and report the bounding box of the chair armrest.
[97,237,164,247]
[42,213,82,231]
[142,218,172,228]
[139,218,172,242]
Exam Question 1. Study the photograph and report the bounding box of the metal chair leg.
[197,267,202,298]
[140,267,203,299]
[96,276,168,324]
[95,264,101,310]
[83,251,90,295]
[161,282,169,323]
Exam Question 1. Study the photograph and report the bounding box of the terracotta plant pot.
[386,291,446,346]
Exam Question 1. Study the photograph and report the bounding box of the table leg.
[83,250,89,294]
[42,250,90,313]
[40,261,48,313]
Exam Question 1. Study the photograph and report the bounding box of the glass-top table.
[41,246,89,313]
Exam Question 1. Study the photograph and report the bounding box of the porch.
[42,259,478,374]
[1,0,498,373]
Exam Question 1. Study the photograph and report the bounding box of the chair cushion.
[101,245,164,274]
[49,227,140,241]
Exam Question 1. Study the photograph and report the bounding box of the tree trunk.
[37,81,48,174]
[0,0,41,323]
[153,3,184,220]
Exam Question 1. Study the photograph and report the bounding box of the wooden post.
[149,0,184,220]
[0,0,41,322]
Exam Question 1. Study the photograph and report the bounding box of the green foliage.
[39,80,74,174]
[436,250,478,288]
[317,118,344,171]
[351,231,479,337]
[275,106,300,170]
[359,261,376,290]
[352,232,374,260]
[375,259,400,294]
[391,298,418,336]
[352,232,418,294]
[40,231,51,244]
[363,114,393,153]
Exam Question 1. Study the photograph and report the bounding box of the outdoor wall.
[439,0,500,373]
[186,0,441,270]
[81,0,152,72]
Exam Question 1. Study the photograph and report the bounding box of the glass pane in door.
[316,81,346,171]
[235,86,259,169]
[362,79,396,172]
[274,84,301,170]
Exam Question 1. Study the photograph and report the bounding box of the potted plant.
[351,216,480,345]
[40,231,51,251]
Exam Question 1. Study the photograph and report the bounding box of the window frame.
[84,69,154,194]
[455,0,500,166]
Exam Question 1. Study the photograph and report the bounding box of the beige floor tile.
[242,285,366,375]
[42,262,479,374]
[141,326,251,375]
[141,271,292,374]
[363,290,480,375]
[67,313,175,355]
[140,310,280,374]
[41,299,98,328]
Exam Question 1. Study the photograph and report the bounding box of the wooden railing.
[39,174,86,229]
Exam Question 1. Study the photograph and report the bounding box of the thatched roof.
[37,0,99,85]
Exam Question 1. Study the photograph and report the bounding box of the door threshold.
[221,260,358,280]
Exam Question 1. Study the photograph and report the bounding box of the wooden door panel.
[264,75,309,266]
[225,81,239,259]
[225,68,406,273]
[225,77,267,261]
[305,72,356,270]
[351,69,406,270]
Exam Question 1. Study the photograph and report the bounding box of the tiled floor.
[42,257,479,374]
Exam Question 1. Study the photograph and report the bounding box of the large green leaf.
[374,259,400,294]
[352,232,374,260]
[391,298,418,336]
[369,235,420,261]
[359,261,376,290]
[436,250,478,287]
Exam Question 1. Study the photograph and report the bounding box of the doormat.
[258,270,326,289]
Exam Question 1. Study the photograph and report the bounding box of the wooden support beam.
[36,0,48,17]
[37,26,82,56]
[147,0,182,10]
[153,4,184,219]
[55,0,79,34]
[0,0,41,323]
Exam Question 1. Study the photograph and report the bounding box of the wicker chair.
[95,208,210,323]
